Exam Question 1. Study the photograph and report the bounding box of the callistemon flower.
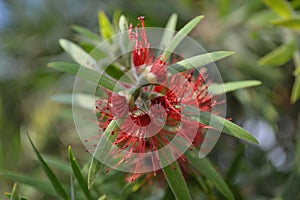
[92,16,220,182]
[95,73,219,181]
[129,16,150,68]
[129,16,167,82]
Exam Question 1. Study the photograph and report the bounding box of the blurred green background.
[0,0,300,199]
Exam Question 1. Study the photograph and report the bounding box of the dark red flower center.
[131,113,151,127]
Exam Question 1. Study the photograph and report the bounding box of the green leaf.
[71,25,100,41]
[93,119,121,157]
[291,51,300,103]
[98,11,114,40]
[48,62,125,92]
[159,13,178,49]
[9,183,20,200]
[119,15,128,32]
[88,120,121,188]
[98,195,107,200]
[161,16,204,61]
[273,17,300,31]
[104,64,135,84]
[259,40,296,67]
[162,159,191,200]
[27,135,69,200]
[263,0,293,18]
[0,171,57,197]
[161,186,174,200]
[293,50,300,76]
[294,67,300,76]
[80,42,108,60]
[51,93,96,110]
[210,80,261,95]
[87,157,103,189]
[247,10,279,27]
[186,110,259,144]
[185,150,235,200]
[68,146,93,200]
[168,51,234,74]
[59,39,98,70]
[4,192,28,200]
[291,75,300,103]
[70,176,75,200]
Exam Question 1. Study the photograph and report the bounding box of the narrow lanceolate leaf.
[48,62,125,92]
[259,40,296,67]
[93,120,121,160]
[210,80,261,95]
[162,159,191,200]
[161,186,174,200]
[59,39,98,70]
[291,51,300,103]
[88,120,121,188]
[98,195,107,200]
[0,171,57,197]
[186,110,259,144]
[161,16,204,60]
[273,17,300,31]
[98,11,114,40]
[295,67,300,76]
[119,15,128,32]
[27,135,69,200]
[70,176,75,200]
[10,183,20,200]
[87,157,103,189]
[71,25,100,41]
[168,51,234,74]
[104,64,135,84]
[185,150,235,200]
[263,0,293,18]
[159,13,178,49]
[68,146,93,200]
[291,75,300,103]
[51,93,96,111]
[5,193,28,200]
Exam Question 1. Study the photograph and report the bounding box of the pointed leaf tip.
[27,134,69,200]
[162,15,205,60]
[68,146,93,200]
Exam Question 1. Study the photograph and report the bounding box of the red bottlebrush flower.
[149,57,167,82]
[109,92,128,118]
[129,16,150,68]
[93,69,219,181]
[89,16,222,182]
[129,16,169,82]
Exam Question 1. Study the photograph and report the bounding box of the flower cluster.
[93,16,219,181]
